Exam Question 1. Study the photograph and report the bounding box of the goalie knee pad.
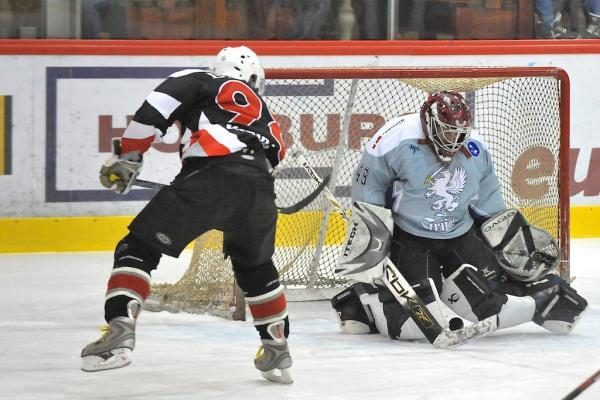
[331,282,379,334]
[526,275,588,334]
[441,264,535,329]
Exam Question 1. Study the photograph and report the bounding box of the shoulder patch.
[466,141,480,157]
[408,144,420,154]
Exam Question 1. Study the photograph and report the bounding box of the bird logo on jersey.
[422,166,467,232]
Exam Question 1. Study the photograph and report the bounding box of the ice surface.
[0,240,598,400]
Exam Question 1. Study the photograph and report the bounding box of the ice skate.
[81,316,136,372]
[81,300,140,372]
[254,321,293,384]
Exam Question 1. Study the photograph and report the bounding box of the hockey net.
[148,67,570,319]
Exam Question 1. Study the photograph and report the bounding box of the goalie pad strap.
[528,276,588,334]
[331,282,379,334]
[441,264,504,322]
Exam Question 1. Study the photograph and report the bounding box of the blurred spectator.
[352,0,427,40]
[352,0,386,39]
[81,0,128,39]
[7,0,42,38]
[127,0,195,39]
[264,0,295,39]
[248,0,330,39]
[555,0,585,34]
[535,0,579,38]
[583,0,600,37]
[285,0,331,39]
[398,0,426,39]
[555,0,600,37]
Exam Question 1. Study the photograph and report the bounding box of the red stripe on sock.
[107,274,151,300]
[248,293,287,320]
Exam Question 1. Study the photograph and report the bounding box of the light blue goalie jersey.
[351,113,506,239]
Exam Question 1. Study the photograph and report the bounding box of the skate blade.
[81,348,132,372]
[260,368,293,384]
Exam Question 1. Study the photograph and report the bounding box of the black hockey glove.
[99,138,143,194]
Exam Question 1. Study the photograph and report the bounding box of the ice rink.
[1,239,598,400]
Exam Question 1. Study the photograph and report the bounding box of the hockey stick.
[561,369,600,400]
[134,179,164,190]
[297,158,498,348]
[133,175,331,215]
[292,151,350,221]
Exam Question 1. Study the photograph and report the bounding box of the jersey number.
[355,166,369,185]
[216,80,263,126]
[215,80,284,158]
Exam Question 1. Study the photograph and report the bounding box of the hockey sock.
[104,234,159,321]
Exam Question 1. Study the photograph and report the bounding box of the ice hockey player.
[81,46,293,384]
[331,90,587,341]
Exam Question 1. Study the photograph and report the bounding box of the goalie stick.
[561,369,600,400]
[133,175,331,215]
[296,157,498,348]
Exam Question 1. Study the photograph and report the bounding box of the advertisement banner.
[0,53,599,219]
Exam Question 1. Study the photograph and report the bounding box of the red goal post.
[148,66,570,318]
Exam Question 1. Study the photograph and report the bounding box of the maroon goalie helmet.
[420,90,472,162]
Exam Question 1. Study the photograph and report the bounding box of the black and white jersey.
[121,69,286,168]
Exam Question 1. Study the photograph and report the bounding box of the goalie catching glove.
[479,208,559,282]
[99,138,143,195]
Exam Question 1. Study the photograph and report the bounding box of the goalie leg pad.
[441,264,535,329]
[331,282,379,334]
[527,275,588,334]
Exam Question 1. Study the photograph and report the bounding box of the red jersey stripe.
[191,129,231,156]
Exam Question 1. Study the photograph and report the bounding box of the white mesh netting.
[148,67,569,318]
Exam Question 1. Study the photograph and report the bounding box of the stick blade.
[278,174,331,215]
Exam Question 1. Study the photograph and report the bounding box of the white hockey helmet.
[213,46,266,95]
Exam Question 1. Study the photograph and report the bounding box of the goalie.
[331,91,587,341]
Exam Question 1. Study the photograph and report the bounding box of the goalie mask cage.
[148,66,570,318]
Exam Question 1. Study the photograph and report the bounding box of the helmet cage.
[421,91,472,161]
[428,115,471,154]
